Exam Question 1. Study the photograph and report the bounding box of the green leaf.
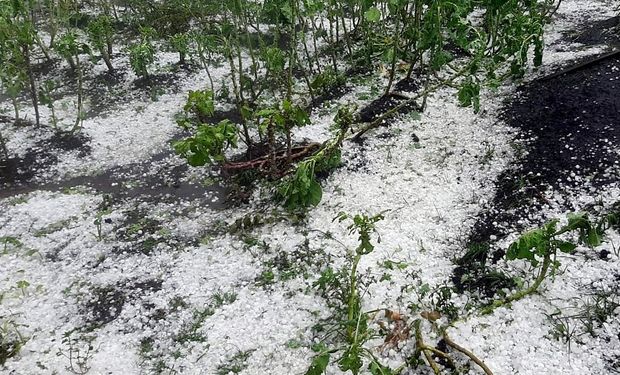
[364,7,381,22]
[369,361,394,375]
[339,345,363,373]
[555,241,577,253]
[307,180,323,206]
[457,79,481,113]
[586,228,602,247]
[305,353,330,375]
[565,212,590,231]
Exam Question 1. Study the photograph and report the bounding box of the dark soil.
[453,52,620,296]
[83,286,126,328]
[307,83,352,113]
[567,16,620,47]
[358,93,420,123]
[0,131,91,186]
[394,78,420,93]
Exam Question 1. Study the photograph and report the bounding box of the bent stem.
[352,65,470,141]
[413,319,440,375]
[346,252,362,343]
[443,332,494,375]
[482,253,552,315]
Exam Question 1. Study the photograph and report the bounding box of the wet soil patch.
[0,146,231,209]
[37,132,91,156]
[307,83,352,113]
[0,131,91,186]
[358,93,420,123]
[453,53,620,297]
[306,66,372,113]
[82,286,126,329]
[394,78,420,93]
[567,16,620,47]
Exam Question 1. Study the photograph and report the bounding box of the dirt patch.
[0,131,91,186]
[568,16,620,47]
[358,93,420,123]
[82,286,126,329]
[453,52,620,296]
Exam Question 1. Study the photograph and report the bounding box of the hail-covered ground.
[1,1,619,374]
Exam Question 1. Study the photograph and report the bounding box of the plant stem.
[11,97,20,123]
[71,54,84,133]
[22,45,40,126]
[413,320,440,375]
[385,7,402,96]
[482,253,551,314]
[347,253,362,343]
[443,332,494,375]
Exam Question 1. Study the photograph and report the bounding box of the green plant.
[306,212,389,375]
[15,280,29,297]
[39,80,59,129]
[1,236,22,254]
[0,1,42,125]
[129,41,155,78]
[0,61,25,123]
[93,211,106,241]
[174,119,238,166]
[0,318,26,366]
[174,89,239,166]
[52,30,87,133]
[87,15,115,72]
[483,212,617,314]
[169,32,190,64]
[58,331,96,375]
[183,89,215,122]
[277,106,351,209]
[129,28,156,78]
[216,350,254,375]
[256,99,310,166]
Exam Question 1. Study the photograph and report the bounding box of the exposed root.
[443,333,494,375]
[414,319,441,375]
[412,313,494,375]
[222,142,321,176]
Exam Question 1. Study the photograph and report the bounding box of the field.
[1,1,619,374]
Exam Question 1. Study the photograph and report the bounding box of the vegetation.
[483,210,620,314]
[0,0,560,208]
[4,2,619,373]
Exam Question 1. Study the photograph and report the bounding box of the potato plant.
[0,0,560,209]
[129,28,157,79]
[0,0,42,126]
[87,15,115,72]
[483,210,620,314]
[168,0,560,209]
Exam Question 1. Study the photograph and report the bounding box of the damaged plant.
[306,211,389,375]
[483,211,619,314]
[173,90,238,166]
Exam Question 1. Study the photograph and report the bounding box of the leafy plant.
[52,31,87,133]
[174,90,238,166]
[129,41,155,78]
[277,106,351,209]
[87,15,115,72]
[39,80,59,129]
[306,212,389,375]
[57,331,96,375]
[169,32,190,65]
[183,89,215,122]
[174,120,238,166]
[129,28,157,79]
[0,318,26,366]
[483,212,618,314]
